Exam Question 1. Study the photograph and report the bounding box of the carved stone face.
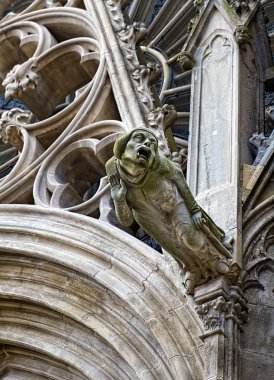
[121,130,157,169]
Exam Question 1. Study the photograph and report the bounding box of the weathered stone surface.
[0,205,204,379]
[106,128,235,294]
[0,1,273,379]
[241,269,274,380]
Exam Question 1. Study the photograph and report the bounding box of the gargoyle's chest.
[127,179,178,213]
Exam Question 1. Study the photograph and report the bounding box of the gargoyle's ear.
[113,132,132,159]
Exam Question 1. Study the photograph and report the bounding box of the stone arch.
[0,205,204,380]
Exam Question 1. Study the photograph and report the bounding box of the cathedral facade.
[0,1,273,379]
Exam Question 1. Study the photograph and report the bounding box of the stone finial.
[3,59,38,99]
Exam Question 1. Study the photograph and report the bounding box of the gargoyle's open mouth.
[137,146,151,161]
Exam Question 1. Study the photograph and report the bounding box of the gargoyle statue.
[106,128,234,293]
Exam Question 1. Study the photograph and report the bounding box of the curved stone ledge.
[0,205,204,379]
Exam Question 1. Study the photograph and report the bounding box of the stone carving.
[196,296,228,332]
[147,104,176,130]
[186,1,205,37]
[242,227,274,291]
[265,104,274,121]
[249,130,274,165]
[104,0,170,154]
[196,289,247,334]
[226,286,248,325]
[178,51,196,71]
[131,63,160,113]
[187,17,199,36]
[161,104,177,129]
[117,23,147,72]
[234,25,250,44]
[194,0,206,13]
[265,104,274,133]
[146,105,175,157]
[144,61,162,86]
[226,0,251,16]
[0,109,31,151]
[106,129,235,293]
[170,148,188,172]
[3,59,38,99]
[104,0,131,31]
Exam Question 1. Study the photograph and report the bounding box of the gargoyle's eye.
[150,142,156,150]
[133,134,144,142]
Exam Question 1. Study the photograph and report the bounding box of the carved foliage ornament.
[3,58,38,99]
[131,63,160,113]
[196,289,247,335]
[115,22,159,116]
[0,109,31,151]
[196,296,229,332]
[104,0,131,31]
[104,0,170,156]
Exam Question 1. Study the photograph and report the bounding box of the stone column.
[194,278,247,380]
[180,0,272,267]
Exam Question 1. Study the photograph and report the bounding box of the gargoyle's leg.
[172,202,207,253]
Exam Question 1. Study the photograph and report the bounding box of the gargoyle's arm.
[109,174,134,228]
[174,171,205,229]
[114,198,135,228]
[173,167,200,215]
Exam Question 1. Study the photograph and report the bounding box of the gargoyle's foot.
[200,225,232,259]
[215,259,230,274]
[184,266,201,295]
[202,242,232,277]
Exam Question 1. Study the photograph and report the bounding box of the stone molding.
[194,278,248,379]
[103,0,170,156]
[0,204,204,379]
[195,279,247,337]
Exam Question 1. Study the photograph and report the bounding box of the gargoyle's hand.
[109,175,127,203]
[192,211,204,229]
